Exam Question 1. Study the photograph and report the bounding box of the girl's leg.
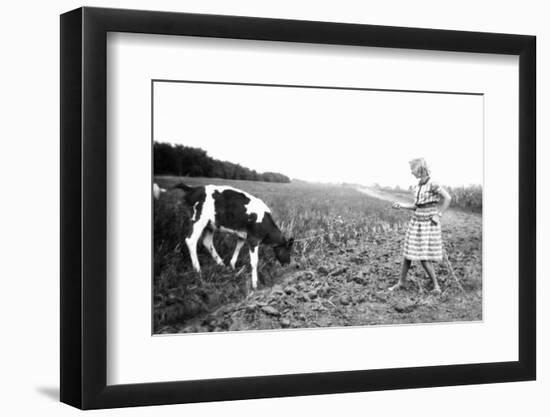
[420,260,440,293]
[389,258,412,291]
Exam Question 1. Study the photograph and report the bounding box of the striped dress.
[403,178,443,261]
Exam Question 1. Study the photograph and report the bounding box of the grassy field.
[153,176,482,333]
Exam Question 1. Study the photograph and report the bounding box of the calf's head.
[273,237,294,265]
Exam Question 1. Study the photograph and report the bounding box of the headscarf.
[409,157,431,178]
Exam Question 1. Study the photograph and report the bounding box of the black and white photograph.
[152,80,483,334]
[0,0,543,414]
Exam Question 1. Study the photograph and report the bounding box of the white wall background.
[0,0,545,415]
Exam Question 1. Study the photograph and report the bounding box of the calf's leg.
[185,221,206,273]
[230,238,245,269]
[202,230,224,266]
[249,244,259,290]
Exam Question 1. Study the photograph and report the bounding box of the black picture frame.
[60,6,536,410]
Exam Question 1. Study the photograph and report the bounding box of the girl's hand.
[392,202,401,210]
[431,213,441,225]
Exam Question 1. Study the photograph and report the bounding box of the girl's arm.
[392,201,416,210]
[430,187,451,225]
[437,187,452,215]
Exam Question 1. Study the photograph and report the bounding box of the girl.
[390,158,451,294]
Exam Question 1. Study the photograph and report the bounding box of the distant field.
[156,176,409,253]
[153,176,482,333]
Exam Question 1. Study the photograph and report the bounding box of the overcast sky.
[153,81,483,188]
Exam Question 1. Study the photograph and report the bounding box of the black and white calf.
[157,183,294,289]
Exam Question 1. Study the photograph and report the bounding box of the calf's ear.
[288,238,295,247]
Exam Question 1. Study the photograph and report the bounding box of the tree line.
[154,142,291,183]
